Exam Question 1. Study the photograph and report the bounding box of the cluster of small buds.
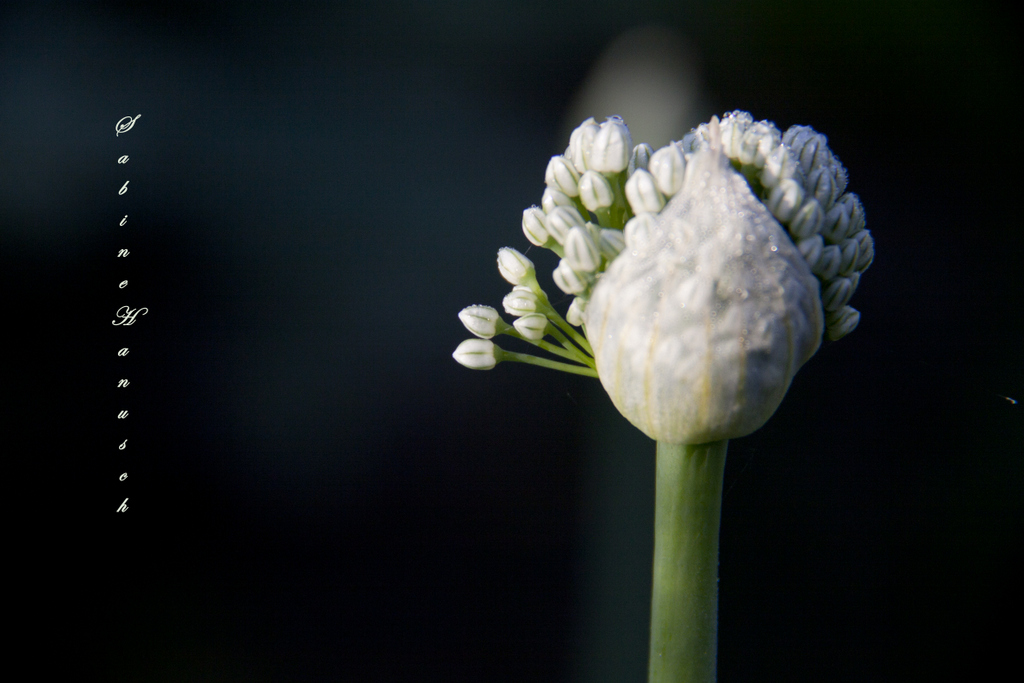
[680,111,873,340]
[452,247,598,376]
[455,111,872,384]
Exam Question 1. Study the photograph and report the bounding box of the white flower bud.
[648,143,687,197]
[586,119,822,444]
[837,237,861,277]
[458,305,503,339]
[767,178,805,223]
[587,117,633,173]
[497,247,535,285]
[783,126,831,178]
[567,297,587,326]
[718,110,753,158]
[738,121,780,167]
[852,229,874,271]
[553,259,592,295]
[821,276,855,312]
[797,234,824,271]
[806,166,837,209]
[789,199,824,240]
[569,117,600,173]
[629,143,653,175]
[522,207,549,246]
[545,155,580,197]
[625,169,666,214]
[821,193,863,243]
[814,244,842,280]
[452,338,500,370]
[502,286,540,317]
[599,228,626,262]
[544,205,586,245]
[541,187,575,214]
[624,213,658,250]
[513,313,549,341]
[578,170,616,212]
[760,144,800,189]
[825,306,860,341]
[565,226,601,273]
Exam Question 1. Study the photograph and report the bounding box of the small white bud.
[624,213,657,249]
[624,168,666,214]
[553,259,592,294]
[761,144,800,189]
[813,244,842,280]
[588,117,633,173]
[522,207,549,246]
[497,247,535,285]
[598,228,626,262]
[566,297,587,326]
[821,276,855,312]
[513,313,549,341]
[569,117,600,173]
[648,143,687,197]
[578,170,616,212]
[825,306,860,341]
[852,229,874,271]
[541,187,575,214]
[784,126,831,178]
[821,193,863,243]
[544,205,586,245]
[789,199,824,240]
[806,166,837,209]
[502,286,540,317]
[545,155,580,197]
[458,305,503,339]
[452,338,500,370]
[718,111,753,158]
[738,121,780,167]
[767,178,805,223]
[797,234,824,271]
[565,226,602,273]
[628,143,653,175]
[837,237,861,277]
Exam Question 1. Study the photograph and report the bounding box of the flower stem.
[648,439,728,683]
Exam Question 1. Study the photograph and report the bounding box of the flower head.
[454,112,873,444]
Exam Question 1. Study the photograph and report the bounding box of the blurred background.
[4,1,1021,680]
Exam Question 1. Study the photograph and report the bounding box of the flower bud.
[624,213,658,249]
[586,119,822,444]
[825,306,860,341]
[837,237,861,277]
[522,207,549,246]
[625,169,666,214]
[598,228,626,261]
[458,305,503,339]
[567,297,587,326]
[629,143,653,175]
[452,339,500,370]
[545,155,580,197]
[760,144,800,189]
[852,229,874,271]
[806,166,836,209]
[821,276,855,312]
[718,110,753,158]
[513,313,549,341]
[738,121,780,167]
[767,178,805,223]
[587,117,633,173]
[648,143,687,197]
[502,286,540,317]
[569,117,600,173]
[797,234,824,271]
[544,205,586,245]
[814,244,842,280]
[497,247,535,285]
[578,170,616,212]
[788,199,824,240]
[565,226,602,273]
[553,259,592,295]
[541,187,575,214]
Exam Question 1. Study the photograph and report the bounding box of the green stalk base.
[648,439,729,683]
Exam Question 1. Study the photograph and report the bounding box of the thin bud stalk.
[501,350,599,377]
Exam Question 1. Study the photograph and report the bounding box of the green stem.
[501,350,598,377]
[649,439,728,683]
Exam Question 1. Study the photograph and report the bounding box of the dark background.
[5,1,1021,681]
